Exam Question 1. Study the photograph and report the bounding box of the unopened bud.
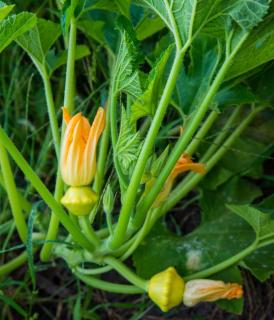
[103,184,114,214]
[183,279,243,307]
[148,267,185,312]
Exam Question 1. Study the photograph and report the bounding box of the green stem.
[94,105,110,194]
[105,209,114,236]
[104,256,148,291]
[110,47,187,249]
[40,171,63,261]
[163,0,182,50]
[132,34,248,229]
[0,144,27,243]
[64,16,77,112]
[76,265,112,275]
[110,90,118,147]
[0,251,28,277]
[185,110,219,156]
[0,127,94,252]
[121,210,153,260]
[0,170,32,213]
[75,271,145,294]
[79,216,101,247]
[41,70,60,157]
[40,14,77,260]
[184,240,258,280]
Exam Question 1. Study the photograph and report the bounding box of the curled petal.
[171,153,205,179]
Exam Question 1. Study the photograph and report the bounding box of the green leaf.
[200,177,262,222]
[47,45,91,75]
[86,0,131,16]
[215,84,257,106]
[0,12,36,54]
[112,20,143,98]
[135,14,165,40]
[133,213,254,279]
[140,0,197,44]
[16,18,61,70]
[78,19,105,44]
[115,108,141,175]
[219,137,267,178]
[130,45,172,121]
[114,0,131,18]
[139,0,270,45]
[174,36,221,115]
[250,64,274,105]
[0,1,14,21]
[229,0,269,31]
[227,204,274,238]
[200,166,234,191]
[244,244,274,280]
[151,146,170,177]
[227,16,274,80]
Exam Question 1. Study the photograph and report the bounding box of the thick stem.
[94,106,110,194]
[110,48,187,249]
[75,271,145,294]
[0,128,93,252]
[104,256,148,290]
[79,215,101,247]
[40,15,77,259]
[132,34,248,228]
[64,16,77,112]
[0,144,27,243]
[0,170,32,213]
[0,251,28,277]
[41,71,60,157]
[40,171,63,261]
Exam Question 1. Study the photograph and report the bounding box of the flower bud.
[61,186,98,216]
[103,184,114,214]
[148,267,185,312]
[183,279,243,307]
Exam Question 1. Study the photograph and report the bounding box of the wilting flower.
[60,107,105,216]
[150,153,205,207]
[60,107,105,187]
[183,279,243,307]
[170,153,205,178]
[148,267,185,312]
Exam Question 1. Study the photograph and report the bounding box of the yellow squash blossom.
[183,279,243,306]
[60,107,105,187]
[60,107,105,215]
